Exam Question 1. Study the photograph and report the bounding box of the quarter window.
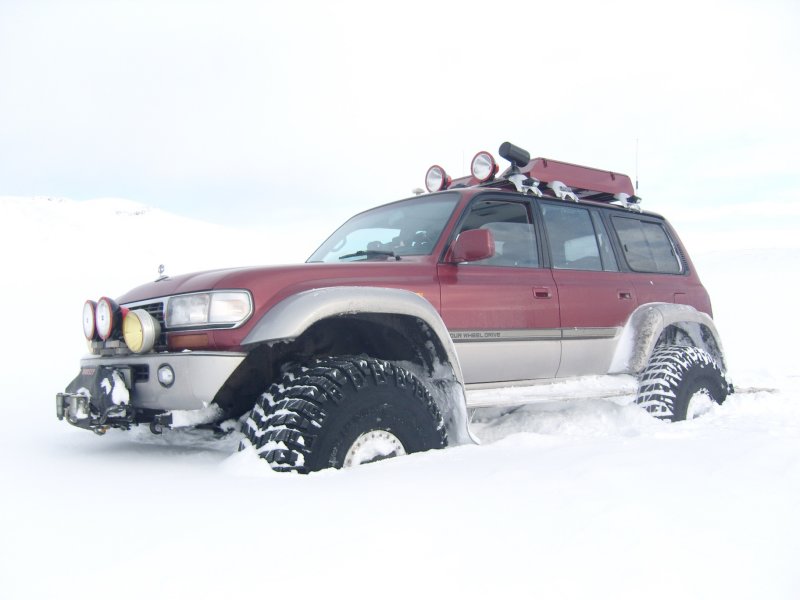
[611,216,683,274]
[591,211,619,271]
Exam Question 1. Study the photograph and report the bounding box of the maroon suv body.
[57,143,729,472]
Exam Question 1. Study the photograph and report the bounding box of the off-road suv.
[57,142,730,472]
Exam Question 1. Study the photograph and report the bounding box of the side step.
[465,378,776,410]
[465,375,638,409]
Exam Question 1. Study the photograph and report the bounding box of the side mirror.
[447,229,495,263]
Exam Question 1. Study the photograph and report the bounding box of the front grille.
[138,301,165,325]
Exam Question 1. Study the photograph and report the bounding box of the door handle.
[533,287,552,299]
[618,290,633,300]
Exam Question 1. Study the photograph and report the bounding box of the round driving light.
[95,296,121,341]
[157,364,175,388]
[123,309,161,354]
[425,165,449,193]
[82,300,97,340]
[471,151,497,182]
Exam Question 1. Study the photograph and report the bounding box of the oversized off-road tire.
[240,356,447,473]
[636,345,728,421]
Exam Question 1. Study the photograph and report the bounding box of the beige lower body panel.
[455,339,561,384]
[453,326,621,386]
[557,334,619,378]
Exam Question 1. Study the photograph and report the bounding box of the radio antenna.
[635,137,639,191]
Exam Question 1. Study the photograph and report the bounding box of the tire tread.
[240,355,446,472]
[636,345,725,420]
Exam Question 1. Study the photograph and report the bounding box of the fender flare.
[242,286,474,445]
[608,302,728,375]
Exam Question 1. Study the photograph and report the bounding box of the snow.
[168,405,223,428]
[105,370,130,407]
[1,196,800,599]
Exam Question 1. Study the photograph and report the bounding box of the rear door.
[438,196,561,384]
[539,201,637,377]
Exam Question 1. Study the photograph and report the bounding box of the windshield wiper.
[338,250,401,261]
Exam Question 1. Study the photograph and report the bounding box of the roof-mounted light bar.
[424,151,499,192]
[422,142,637,204]
[470,151,498,183]
[425,165,450,193]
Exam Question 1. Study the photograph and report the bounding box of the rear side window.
[611,216,683,274]
[542,203,617,271]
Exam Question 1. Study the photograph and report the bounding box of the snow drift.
[1,196,799,599]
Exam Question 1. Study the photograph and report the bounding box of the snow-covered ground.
[1,196,799,599]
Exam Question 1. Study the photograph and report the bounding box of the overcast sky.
[1,0,798,231]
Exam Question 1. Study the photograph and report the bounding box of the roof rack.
[424,142,640,207]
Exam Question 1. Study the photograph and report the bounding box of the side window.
[611,216,683,274]
[591,211,619,271]
[541,203,605,271]
[457,200,538,267]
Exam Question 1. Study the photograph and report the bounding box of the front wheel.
[240,356,447,472]
[636,345,728,421]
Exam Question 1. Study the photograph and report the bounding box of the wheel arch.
[236,287,473,445]
[609,303,728,376]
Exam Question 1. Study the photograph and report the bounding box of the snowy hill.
[1,196,799,599]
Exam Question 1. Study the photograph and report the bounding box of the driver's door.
[438,197,560,384]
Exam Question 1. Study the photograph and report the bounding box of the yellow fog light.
[123,309,161,354]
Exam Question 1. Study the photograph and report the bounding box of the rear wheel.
[240,356,447,472]
[636,345,728,421]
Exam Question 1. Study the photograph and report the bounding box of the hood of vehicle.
[117,266,257,303]
[116,260,437,307]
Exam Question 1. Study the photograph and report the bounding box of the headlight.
[166,291,252,328]
[167,293,210,327]
[123,309,161,353]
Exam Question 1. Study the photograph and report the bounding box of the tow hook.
[93,425,109,436]
[149,412,173,435]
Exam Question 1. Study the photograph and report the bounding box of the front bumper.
[56,351,245,433]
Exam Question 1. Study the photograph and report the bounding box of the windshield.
[307,193,460,263]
